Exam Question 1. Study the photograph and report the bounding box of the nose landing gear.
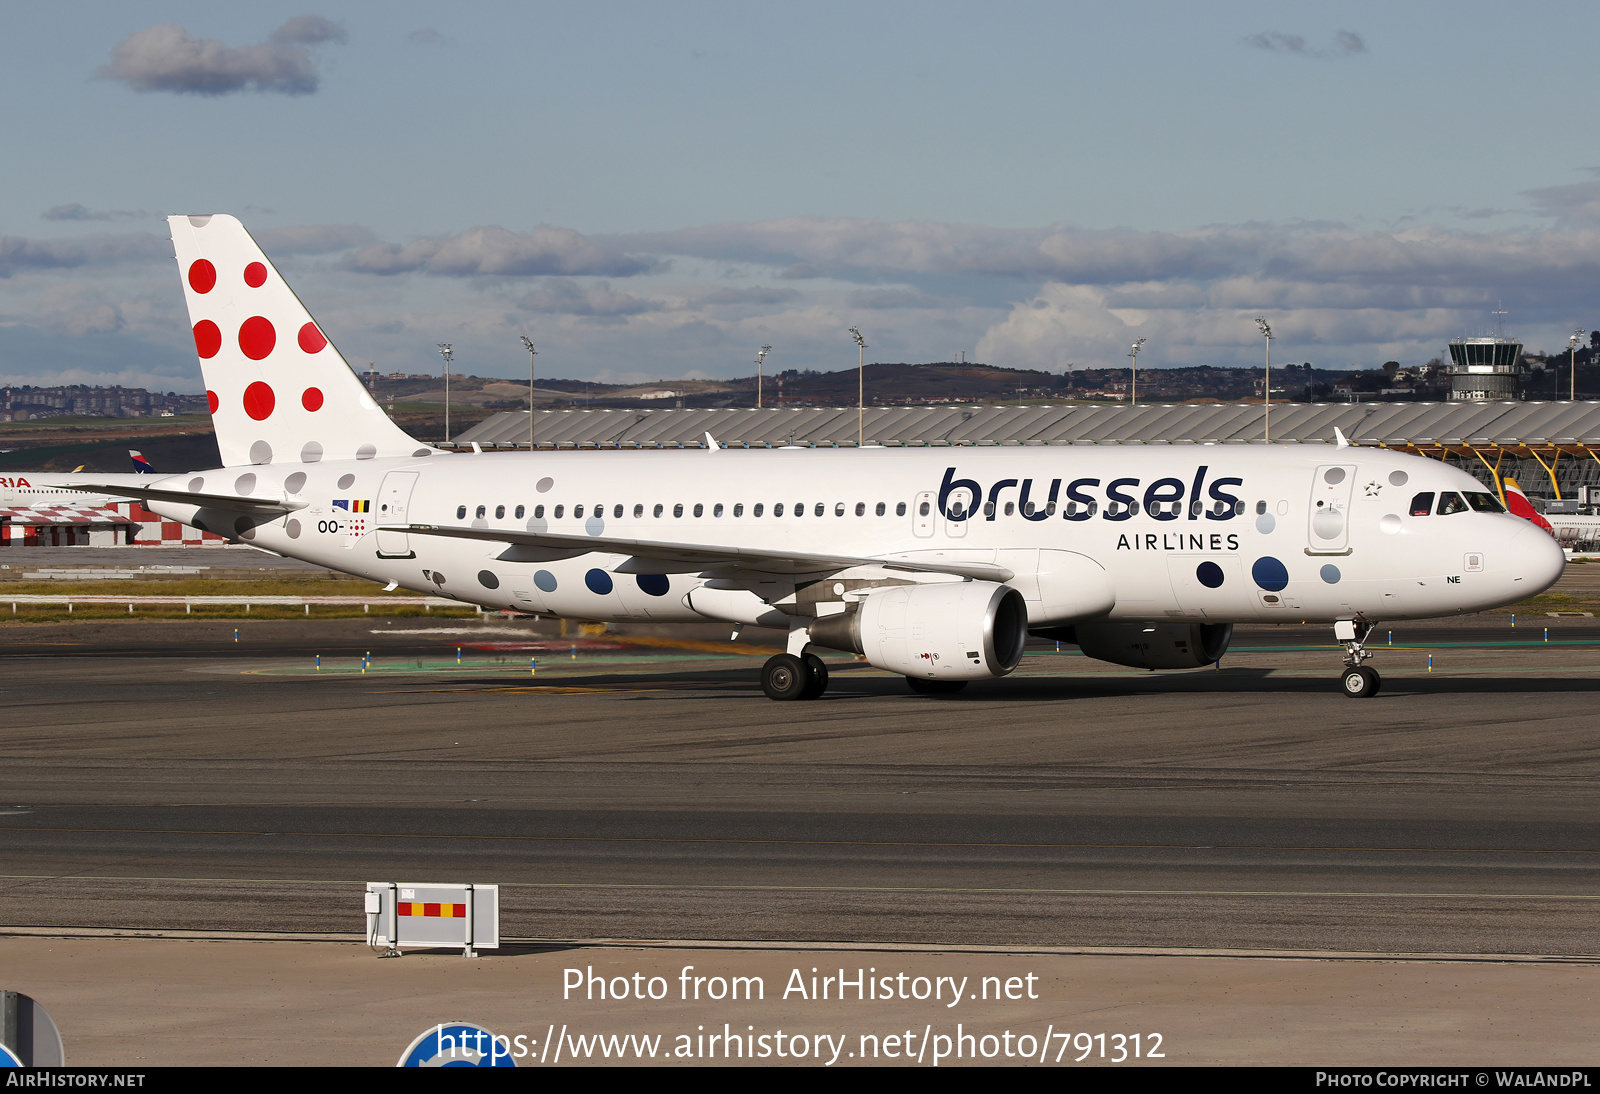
[1335,619,1381,698]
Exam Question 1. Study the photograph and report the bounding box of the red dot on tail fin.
[298,322,327,353]
[238,316,276,360]
[193,320,221,359]
[188,260,216,294]
[244,262,267,288]
[206,390,219,414]
[243,382,275,421]
[302,387,324,411]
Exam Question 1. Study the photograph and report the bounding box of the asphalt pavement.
[1,615,1597,955]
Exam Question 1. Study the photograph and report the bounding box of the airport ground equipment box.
[365,882,499,957]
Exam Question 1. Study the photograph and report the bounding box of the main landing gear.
[761,652,829,701]
[1336,619,1381,699]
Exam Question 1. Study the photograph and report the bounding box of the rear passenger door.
[375,471,419,558]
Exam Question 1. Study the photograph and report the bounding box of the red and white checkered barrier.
[0,502,228,546]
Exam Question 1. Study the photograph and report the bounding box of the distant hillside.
[359,361,1350,409]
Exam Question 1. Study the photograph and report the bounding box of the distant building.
[1447,336,1523,401]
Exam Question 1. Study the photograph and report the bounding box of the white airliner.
[59,215,1566,700]
[0,452,157,519]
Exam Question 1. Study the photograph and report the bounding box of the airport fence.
[2,595,466,615]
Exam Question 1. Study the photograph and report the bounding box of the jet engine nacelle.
[809,580,1028,680]
[1071,622,1233,670]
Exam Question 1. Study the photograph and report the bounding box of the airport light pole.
[437,343,454,445]
[1128,337,1146,407]
[756,345,771,409]
[1571,329,1584,401]
[1254,318,1273,443]
[850,327,867,447]
[520,335,538,449]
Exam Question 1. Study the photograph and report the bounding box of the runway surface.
[1,614,1598,955]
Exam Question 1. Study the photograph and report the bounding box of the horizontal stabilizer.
[61,482,306,514]
[382,523,1014,581]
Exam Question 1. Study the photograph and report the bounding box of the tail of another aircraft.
[129,450,153,473]
[1502,478,1556,534]
[167,214,432,468]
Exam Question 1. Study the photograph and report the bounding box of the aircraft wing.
[382,523,1015,581]
[59,482,306,514]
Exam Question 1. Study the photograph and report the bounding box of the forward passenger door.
[1308,465,1358,554]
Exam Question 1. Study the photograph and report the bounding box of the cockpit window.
[1465,492,1505,514]
[1409,492,1434,517]
[1437,491,1469,515]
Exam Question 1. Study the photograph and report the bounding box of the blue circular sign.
[533,569,558,592]
[635,573,670,597]
[1251,556,1289,592]
[1320,564,1342,584]
[585,568,614,595]
[1196,561,1225,588]
[397,1023,517,1067]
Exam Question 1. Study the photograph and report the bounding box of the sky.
[4,1,1600,392]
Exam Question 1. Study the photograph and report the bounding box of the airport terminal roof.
[452,401,1600,452]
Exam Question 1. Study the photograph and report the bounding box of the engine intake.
[809,580,1028,680]
[1060,622,1233,670]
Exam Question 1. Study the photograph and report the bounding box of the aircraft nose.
[1508,524,1565,597]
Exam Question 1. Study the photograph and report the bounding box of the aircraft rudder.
[168,214,428,468]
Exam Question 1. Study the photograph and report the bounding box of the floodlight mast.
[756,345,771,409]
[849,327,867,447]
[437,343,454,444]
[1255,318,1273,443]
[1571,329,1584,401]
[520,335,538,449]
[1128,338,1147,407]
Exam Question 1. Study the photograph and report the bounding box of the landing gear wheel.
[1340,665,1381,699]
[800,653,829,700]
[907,677,967,696]
[762,653,810,701]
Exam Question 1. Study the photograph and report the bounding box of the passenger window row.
[455,501,914,520]
[449,497,1250,522]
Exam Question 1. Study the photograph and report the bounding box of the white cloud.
[0,232,169,278]
[518,279,661,317]
[344,226,650,278]
[1242,29,1367,58]
[256,224,376,254]
[6,206,1600,386]
[42,204,145,222]
[99,18,346,96]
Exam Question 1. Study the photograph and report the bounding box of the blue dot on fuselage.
[635,574,670,597]
[533,569,557,592]
[1251,556,1289,592]
[585,568,614,595]
[1196,561,1225,588]
[1320,564,1341,584]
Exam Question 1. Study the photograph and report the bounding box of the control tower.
[1447,310,1523,401]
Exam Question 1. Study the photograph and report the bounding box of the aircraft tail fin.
[1502,477,1555,534]
[129,450,153,474]
[166,214,434,468]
